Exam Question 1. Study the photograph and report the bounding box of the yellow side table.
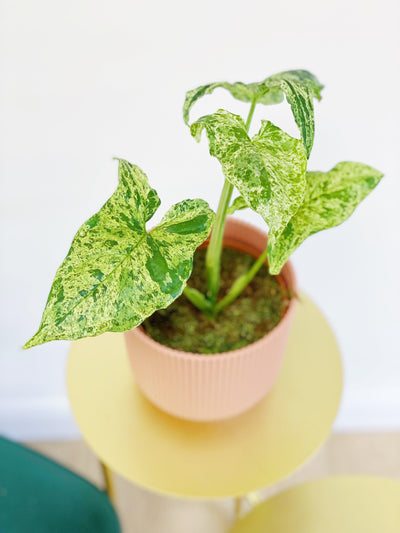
[229,476,400,532]
[67,294,342,502]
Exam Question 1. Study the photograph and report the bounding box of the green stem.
[205,180,234,302]
[183,286,213,316]
[205,98,257,304]
[213,245,269,316]
[245,98,257,131]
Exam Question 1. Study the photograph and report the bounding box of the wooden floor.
[28,433,400,533]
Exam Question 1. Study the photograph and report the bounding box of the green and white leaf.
[183,70,323,157]
[227,196,248,215]
[183,81,283,125]
[192,109,307,240]
[24,160,215,348]
[264,70,323,158]
[267,162,384,274]
[267,70,323,99]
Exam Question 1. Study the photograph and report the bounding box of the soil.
[142,247,292,354]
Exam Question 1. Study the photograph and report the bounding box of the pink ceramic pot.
[125,218,297,422]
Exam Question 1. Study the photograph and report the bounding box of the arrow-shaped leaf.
[264,70,323,158]
[183,81,283,125]
[184,70,323,158]
[24,160,215,348]
[267,162,383,274]
[192,109,307,240]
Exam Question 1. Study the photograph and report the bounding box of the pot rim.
[131,218,298,361]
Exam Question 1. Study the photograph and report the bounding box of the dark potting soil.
[142,247,292,354]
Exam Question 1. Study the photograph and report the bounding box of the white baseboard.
[0,396,81,441]
[334,397,400,432]
[1,394,399,442]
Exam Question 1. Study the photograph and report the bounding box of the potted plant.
[24,70,382,421]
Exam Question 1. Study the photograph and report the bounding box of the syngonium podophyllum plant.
[25,70,383,349]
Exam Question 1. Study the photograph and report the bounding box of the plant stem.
[205,180,234,302]
[213,245,269,316]
[205,98,257,304]
[244,98,257,131]
[183,286,213,317]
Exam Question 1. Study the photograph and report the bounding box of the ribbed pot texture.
[125,217,297,422]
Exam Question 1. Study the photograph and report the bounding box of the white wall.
[1,0,399,440]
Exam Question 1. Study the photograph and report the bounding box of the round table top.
[229,476,400,532]
[67,293,342,499]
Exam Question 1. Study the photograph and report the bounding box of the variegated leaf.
[184,70,323,158]
[183,81,284,125]
[24,160,215,348]
[267,162,383,274]
[192,109,307,240]
[264,70,324,158]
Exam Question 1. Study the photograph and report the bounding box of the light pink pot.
[125,218,297,422]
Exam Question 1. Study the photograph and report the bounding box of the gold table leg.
[100,461,117,506]
[234,496,243,519]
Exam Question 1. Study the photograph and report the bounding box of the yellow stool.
[67,293,342,506]
[229,476,400,532]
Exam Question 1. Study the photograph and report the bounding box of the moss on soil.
[142,247,291,354]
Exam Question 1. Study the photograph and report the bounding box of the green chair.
[0,436,120,533]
